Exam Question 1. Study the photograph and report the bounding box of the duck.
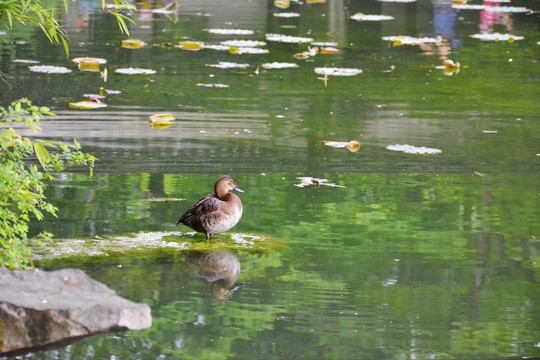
[176,176,244,239]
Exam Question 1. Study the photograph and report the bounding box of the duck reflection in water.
[184,250,241,301]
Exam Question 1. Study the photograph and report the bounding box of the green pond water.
[1,0,540,359]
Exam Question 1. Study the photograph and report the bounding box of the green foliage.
[0,99,96,269]
[0,0,134,57]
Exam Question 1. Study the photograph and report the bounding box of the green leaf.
[33,142,53,170]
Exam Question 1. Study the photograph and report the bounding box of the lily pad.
[230,47,270,54]
[261,62,299,69]
[149,113,175,126]
[452,4,531,12]
[69,101,107,109]
[221,39,267,47]
[382,35,442,46]
[204,44,231,51]
[115,67,157,75]
[72,57,107,72]
[266,33,314,43]
[295,177,345,188]
[274,0,290,9]
[470,33,524,42]
[206,61,250,69]
[178,41,205,51]
[314,67,363,76]
[206,28,255,35]
[28,65,72,74]
[351,13,394,21]
[121,39,147,49]
[273,12,300,17]
[386,144,442,155]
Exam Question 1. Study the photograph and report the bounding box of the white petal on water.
[273,12,301,18]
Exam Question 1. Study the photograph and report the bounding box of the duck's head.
[215,176,244,198]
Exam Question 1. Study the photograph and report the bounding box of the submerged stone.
[0,267,152,357]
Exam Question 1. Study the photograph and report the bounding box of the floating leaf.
[196,83,230,88]
[204,44,231,51]
[83,94,106,100]
[230,47,270,54]
[206,61,250,69]
[178,41,205,51]
[266,33,314,43]
[470,33,524,42]
[115,67,157,75]
[382,35,442,46]
[324,140,361,152]
[100,87,122,95]
[69,101,107,109]
[221,40,266,47]
[274,0,290,9]
[307,0,326,3]
[72,57,107,65]
[386,144,442,155]
[435,59,460,75]
[14,59,40,64]
[28,65,72,74]
[261,62,299,69]
[311,42,339,47]
[72,57,107,72]
[206,28,255,35]
[320,47,340,54]
[149,113,175,127]
[378,0,416,2]
[295,177,345,188]
[314,67,362,76]
[121,39,147,49]
[351,13,394,21]
[273,12,300,17]
[452,4,531,12]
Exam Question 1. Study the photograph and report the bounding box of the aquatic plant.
[0,99,96,269]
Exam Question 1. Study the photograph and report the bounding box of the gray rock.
[0,267,152,356]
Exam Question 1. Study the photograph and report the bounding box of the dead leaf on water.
[324,140,361,152]
[121,39,147,49]
[295,177,345,188]
[69,100,107,109]
[149,113,175,127]
[177,41,205,51]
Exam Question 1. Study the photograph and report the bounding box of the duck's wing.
[176,194,222,229]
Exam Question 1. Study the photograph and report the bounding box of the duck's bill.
[233,186,245,193]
